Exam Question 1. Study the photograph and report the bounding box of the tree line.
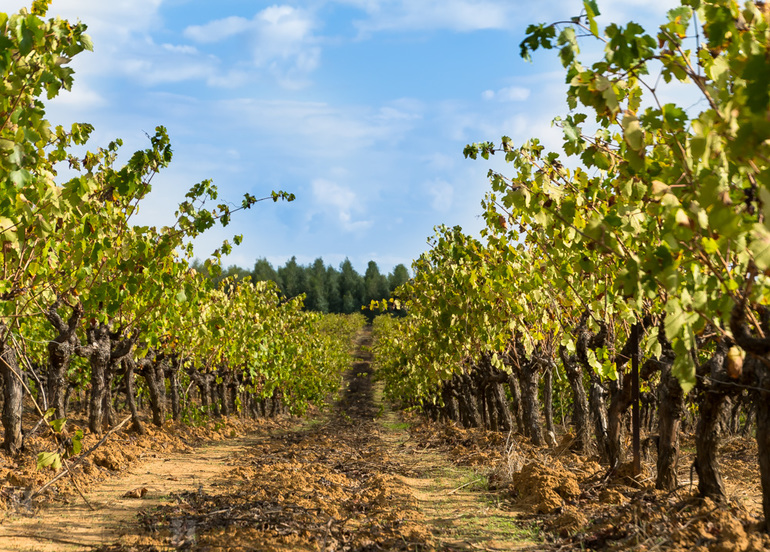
[195,257,410,314]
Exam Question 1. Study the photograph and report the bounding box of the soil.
[0,329,538,551]
[2,328,768,551]
[402,417,770,552]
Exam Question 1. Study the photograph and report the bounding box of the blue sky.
[6,0,681,274]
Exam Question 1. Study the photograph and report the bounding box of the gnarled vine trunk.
[166,357,182,421]
[77,323,111,434]
[0,330,24,454]
[122,357,145,435]
[518,360,544,446]
[656,364,684,491]
[694,342,730,500]
[560,346,591,454]
[543,365,555,443]
[139,353,167,427]
[506,368,524,433]
[45,301,82,420]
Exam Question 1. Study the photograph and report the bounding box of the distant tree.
[252,258,282,289]
[326,266,342,313]
[277,256,307,299]
[190,258,206,274]
[202,256,403,314]
[338,259,364,314]
[387,264,410,293]
[305,258,329,313]
[364,261,389,304]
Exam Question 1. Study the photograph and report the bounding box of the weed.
[382,420,410,431]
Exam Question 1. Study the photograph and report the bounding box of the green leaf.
[621,113,644,151]
[69,429,84,456]
[37,451,62,471]
[749,225,770,271]
[50,417,66,433]
[584,0,601,16]
[671,338,695,392]
[584,0,601,36]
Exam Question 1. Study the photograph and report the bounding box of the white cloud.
[162,43,200,55]
[219,98,421,157]
[423,152,455,172]
[28,0,164,41]
[184,15,253,43]
[47,81,106,109]
[426,178,454,212]
[184,5,320,88]
[121,51,217,86]
[348,0,516,33]
[206,69,253,89]
[482,86,530,102]
[311,178,373,232]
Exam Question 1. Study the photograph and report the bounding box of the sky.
[5,0,684,275]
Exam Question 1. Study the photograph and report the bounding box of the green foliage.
[0,3,364,450]
[36,451,61,471]
[374,0,770,408]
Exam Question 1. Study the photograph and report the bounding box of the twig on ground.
[447,477,484,495]
[25,415,133,505]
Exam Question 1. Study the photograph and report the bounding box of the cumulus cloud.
[219,98,421,158]
[347,0,517,33]
[47,81,106,109]
[21,0,165,42]
[311,178,373,232]
[183,15,253,43]
[184,5,320,88]
[425,178,454,212]
[482,86,530,102]
[121,43,218,86]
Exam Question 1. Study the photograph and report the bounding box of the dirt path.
[0,435,260,551]
[1,328,537,551]
[368,337,535,551]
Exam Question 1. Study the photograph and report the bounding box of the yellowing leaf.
[651,180,670,196]
[749,224,770,270]
[621,113,644,151]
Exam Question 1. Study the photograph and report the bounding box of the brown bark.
[209,373,221,417]
[588,372,610,462]
[506,370,524,433]
[0,333,24,454]
[460,373,482,428]
[694,344,730,500]
[543,365,555,439]
[218,375,229,416]
[606,323,643,470]
[657,365,684,490]
[139,355,167,427]
[77,323,111,434]
[518,361,544,446]
[442,384,460,423]
[45,301,82,420]
[123,358,145,435]
[492,382,513,432]
[166,358,181,421]
[560,346,591,454]
[639,318,683,490]
[576,316,612,462]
